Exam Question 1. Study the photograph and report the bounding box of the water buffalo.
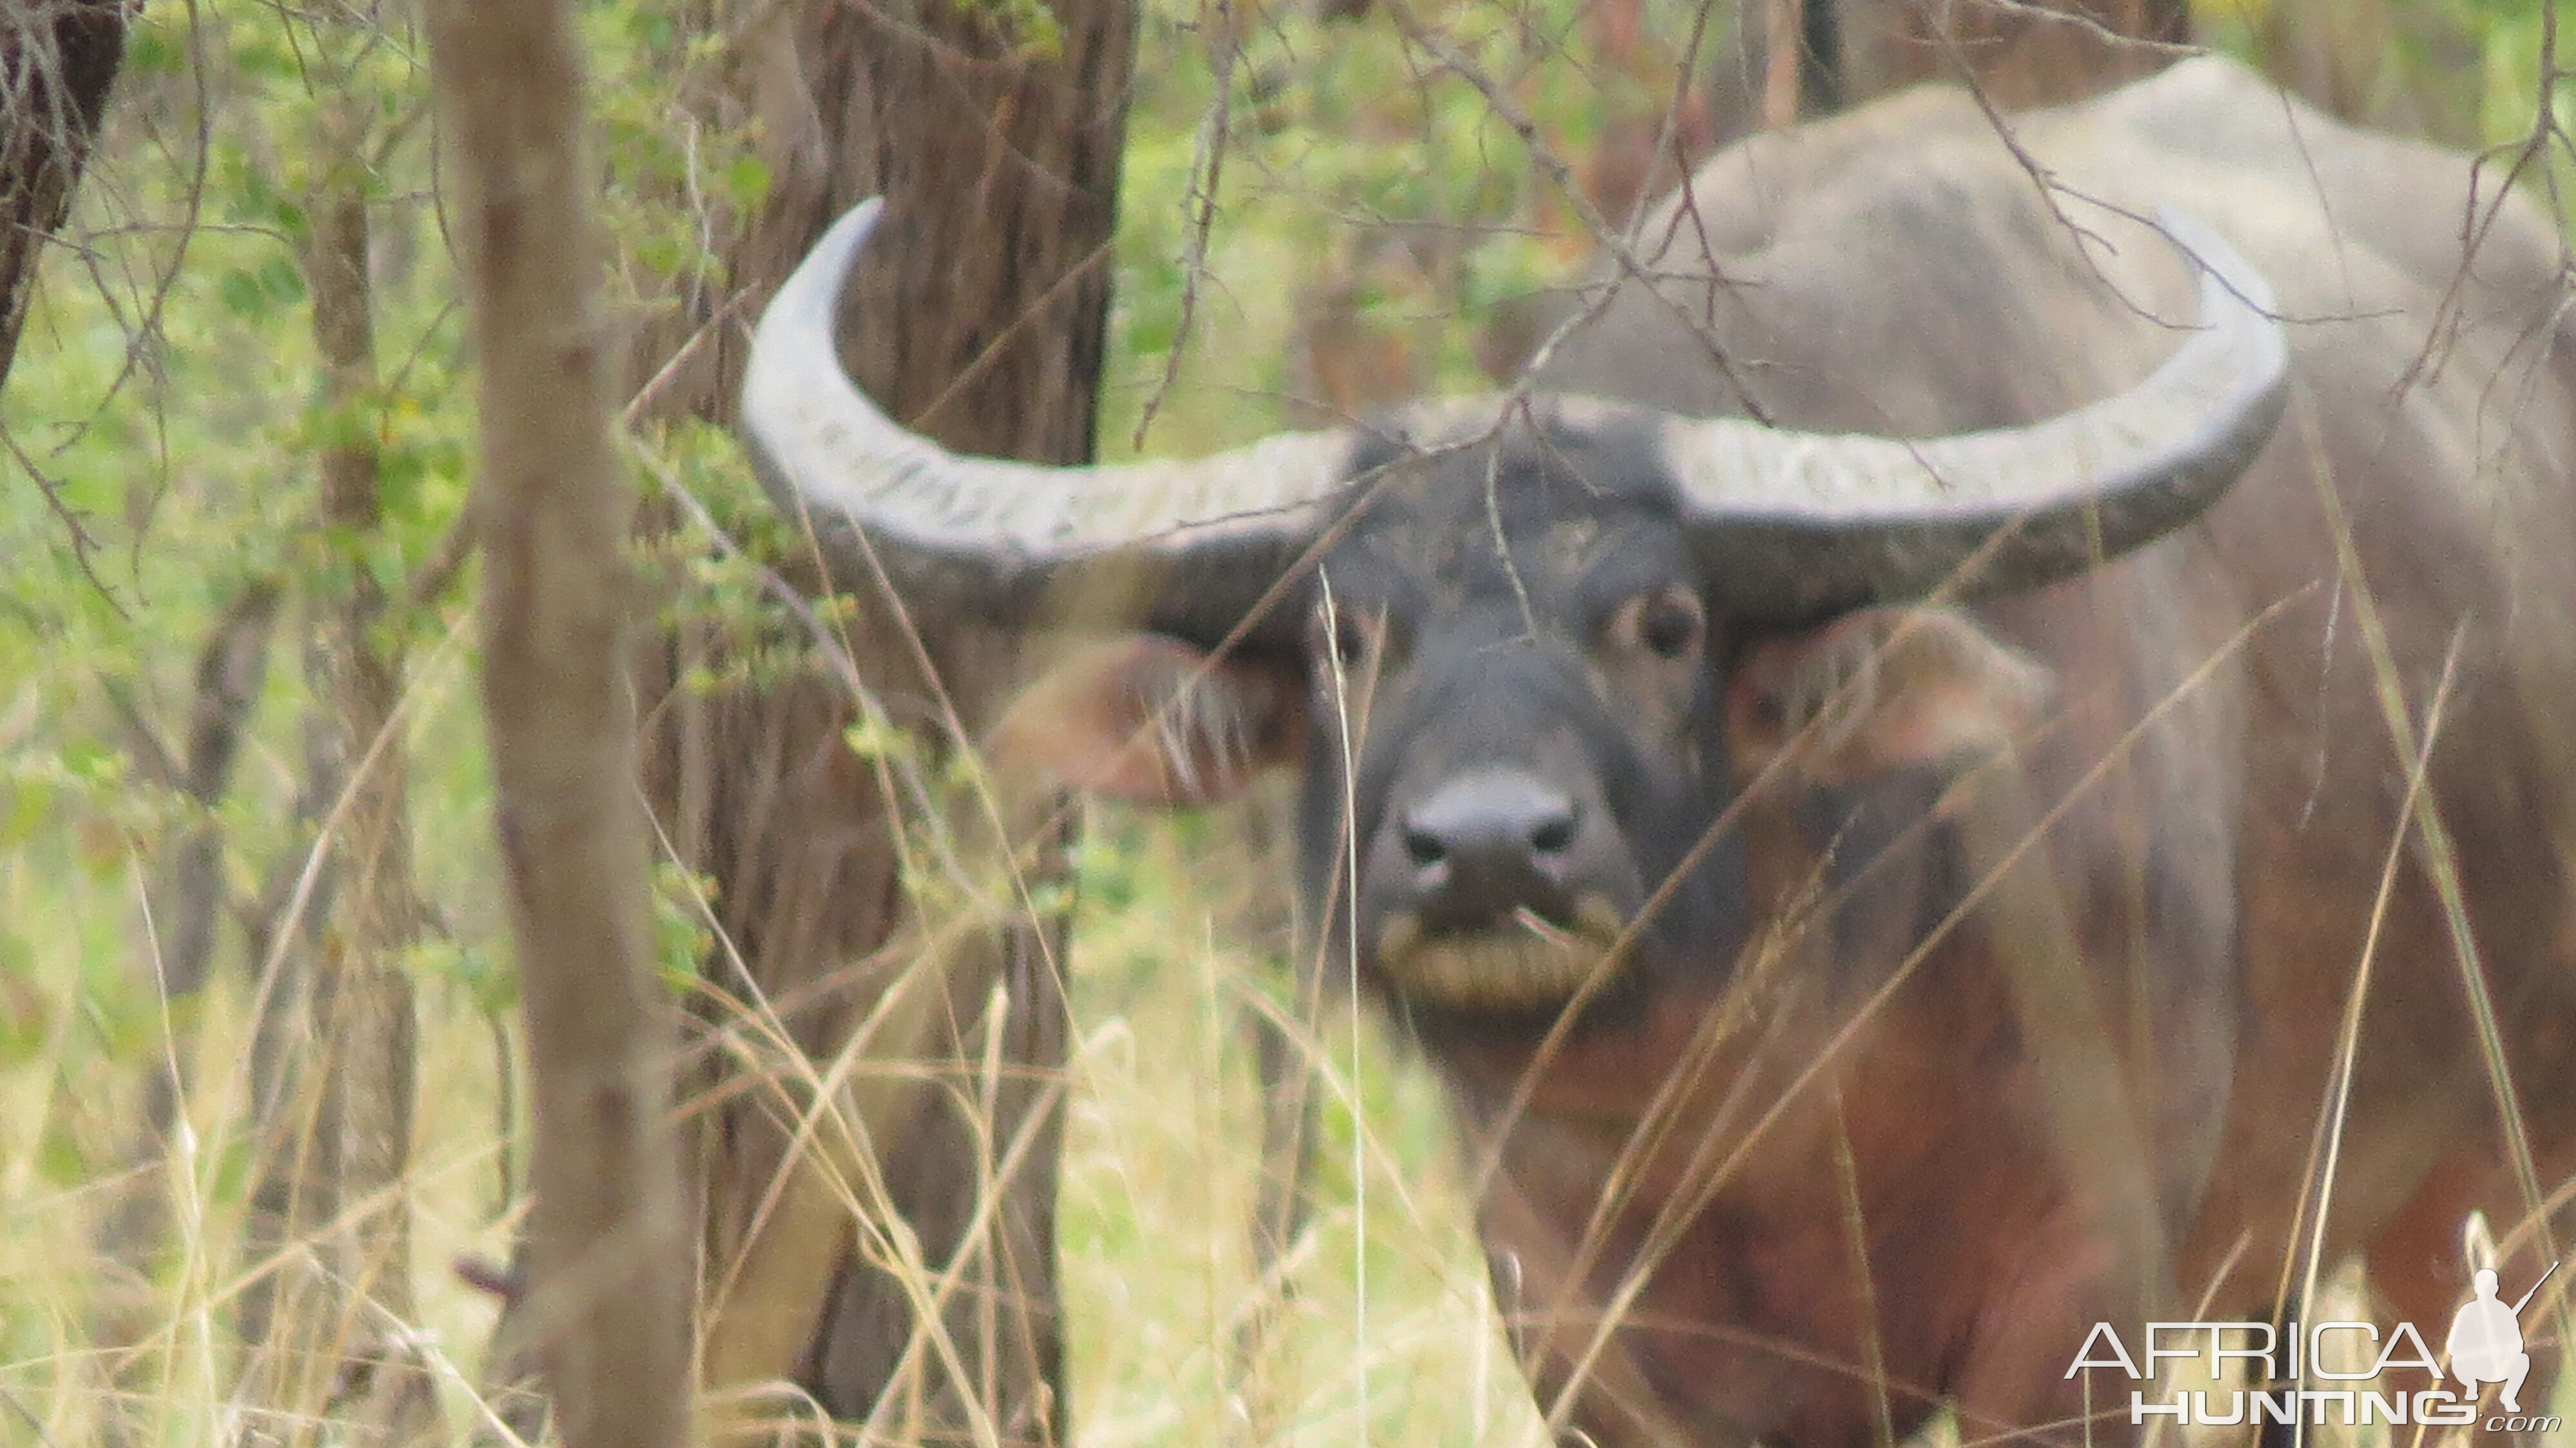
[741,55,2576,1447]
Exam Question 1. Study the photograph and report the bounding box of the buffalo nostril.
[1528,810,1577,857]
[1394,768,1584,924]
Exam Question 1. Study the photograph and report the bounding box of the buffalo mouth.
[1370,894,1631,1010]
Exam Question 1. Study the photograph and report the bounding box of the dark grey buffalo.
[742,55,2576,1448]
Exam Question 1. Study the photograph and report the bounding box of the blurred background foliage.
[1,0,2572,1442]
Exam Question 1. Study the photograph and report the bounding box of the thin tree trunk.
[87,581,279,1442]
[429,1,690,1446]
[238,652,343,1368]
[103,579,281,1195]
[0,0,133,389]
[303,66,439,1442]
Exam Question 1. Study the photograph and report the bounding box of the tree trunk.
[89,581,279,1442]
[497,2,1135,1443]
[238,647,343,1364]
[303,66,439,1443]
[429,1,692,1447]
[99,579,280,1237]
[0,0,133,390]
[754,4,1134,1413]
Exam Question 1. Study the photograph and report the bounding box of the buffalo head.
[741,198,2286,1021]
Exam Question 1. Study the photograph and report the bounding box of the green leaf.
[260,253,307,305]
[217,269,267,317]
[846,716,910,763]
[725,155,773,211]
[126,24,184,77]
[0,773,55,850]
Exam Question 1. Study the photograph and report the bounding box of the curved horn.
[1665,209,2289,620]
[740,198,1359,634]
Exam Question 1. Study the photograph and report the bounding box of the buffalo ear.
[1723,607,2054,786]
[984,635,1306,807]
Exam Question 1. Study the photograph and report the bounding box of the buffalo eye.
[1614,586,1705,661]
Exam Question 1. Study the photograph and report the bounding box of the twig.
[0,1383,65,1448]
[401,513,477,613]
[1132,0,1242,450]
[1379,0,1777,425]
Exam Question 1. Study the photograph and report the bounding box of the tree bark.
[0,0,134,390]
[89,581,279,1442]
[103,580,281,1182]
[303,68,439,1443]
[238,645,343,1364]
[526,2,1137,1443]
[428,2,690,1447]
[752,15,1134,1427]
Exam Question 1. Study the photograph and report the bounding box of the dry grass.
[0,651,1545,1446]
[1055,814,1544,1448]
[10,788,2566,1448]
[5,626,2575,1448]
